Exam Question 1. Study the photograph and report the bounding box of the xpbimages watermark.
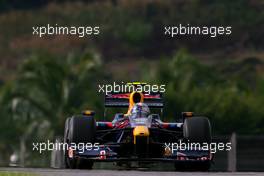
[164,141,232,154]
[98,82,166,95]
[164,24,232,38]
[32,24,100,37]
[32,140,99,154]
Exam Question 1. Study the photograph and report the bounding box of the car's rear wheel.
[64,115,96,169]
[175,116,212,171]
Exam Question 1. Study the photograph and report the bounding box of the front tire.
[175,116,212,171]
[64,118,70,168]
[183,116,212,143]
[64,115,96,169]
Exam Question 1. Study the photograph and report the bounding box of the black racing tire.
[176,116,212,171]
[64,115,96,169]
[64,118,70,169]
[183,116,212,143]
[174,161,211,172]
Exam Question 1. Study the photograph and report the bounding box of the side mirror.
[82,110,95,116]
[182,112,193,119]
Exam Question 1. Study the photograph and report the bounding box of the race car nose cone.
[133,126,149,157]
[133,126,150,137]
[133,126,149,145]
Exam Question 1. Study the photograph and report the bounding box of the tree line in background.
[0,50,264,166]
[1,0,264,63]
[0,0,264,167]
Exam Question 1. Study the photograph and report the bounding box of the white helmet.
[131,102,150,118]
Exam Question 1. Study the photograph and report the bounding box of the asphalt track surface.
[0,168,263,176]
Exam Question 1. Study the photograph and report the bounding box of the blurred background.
[0,0,264,171]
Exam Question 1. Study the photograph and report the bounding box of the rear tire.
[64,116,96,169]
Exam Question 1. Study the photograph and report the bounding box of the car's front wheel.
[183,116,212,143]
[64,115,96,169]
[175,116,212,171]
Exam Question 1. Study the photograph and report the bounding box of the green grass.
[0,172,37,176]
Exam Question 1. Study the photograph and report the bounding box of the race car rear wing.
[104,92,164,108]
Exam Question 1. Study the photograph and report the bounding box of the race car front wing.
[70,144,212,162]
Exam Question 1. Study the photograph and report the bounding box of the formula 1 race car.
[63,89,212,171]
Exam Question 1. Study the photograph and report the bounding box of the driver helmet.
[131,102,150,118]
